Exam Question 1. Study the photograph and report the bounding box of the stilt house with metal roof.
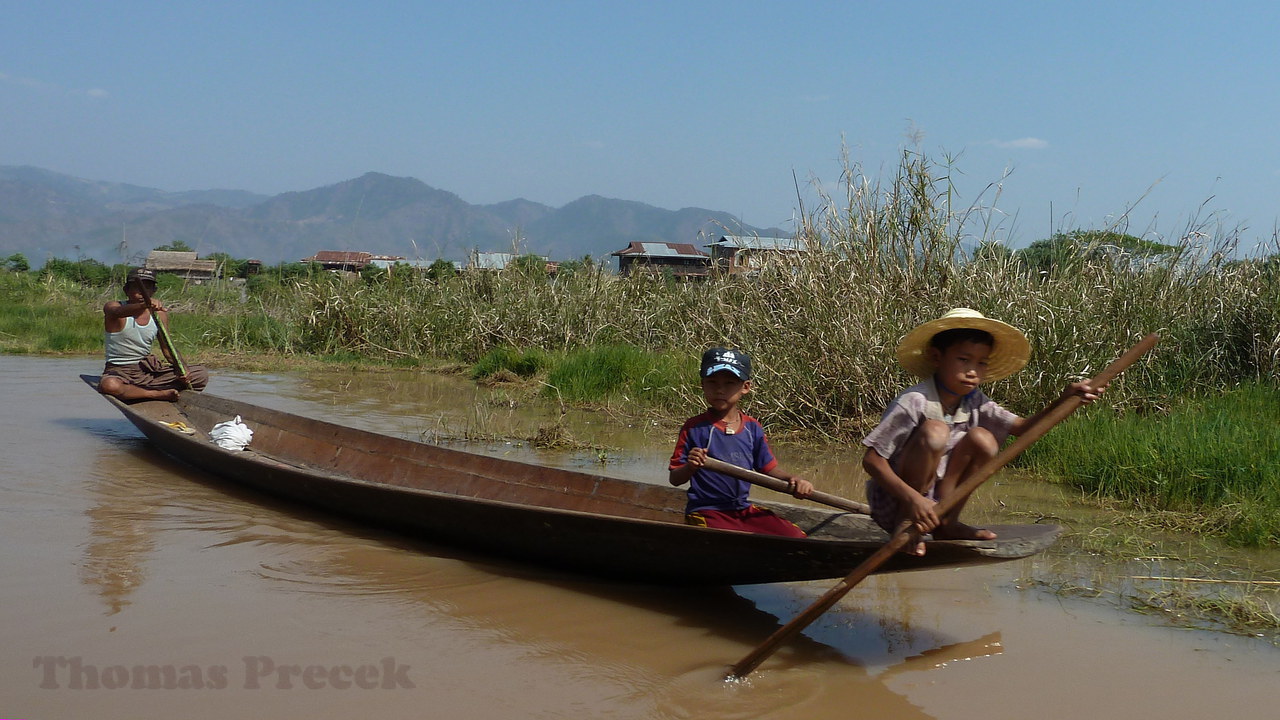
[705,235,808,275]
[610,242,710,279]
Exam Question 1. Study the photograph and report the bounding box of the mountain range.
[0,166,786,266]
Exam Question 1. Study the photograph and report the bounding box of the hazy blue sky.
[3,1,1277,250]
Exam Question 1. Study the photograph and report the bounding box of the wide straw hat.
[895,308,1030,382]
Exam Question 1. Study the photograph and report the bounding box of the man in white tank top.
[99,268,208,401]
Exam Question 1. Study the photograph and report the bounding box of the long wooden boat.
[83,377,1062,585]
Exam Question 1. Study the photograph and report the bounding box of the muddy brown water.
[4,355,1278,719]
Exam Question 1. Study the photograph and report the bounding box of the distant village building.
[367,258,446,272]
[300,251,407,272]
[469,251,517,271]
[610,242,710,278]
[705,235,808,274]
[144,251,219,283]
[467,251,555,274]
[300,251,372,271]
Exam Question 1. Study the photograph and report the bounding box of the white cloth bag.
[209,415,253,451]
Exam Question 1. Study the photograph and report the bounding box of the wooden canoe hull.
[83,377,1062,585]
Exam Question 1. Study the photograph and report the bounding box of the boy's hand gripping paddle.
[702,457,870,515]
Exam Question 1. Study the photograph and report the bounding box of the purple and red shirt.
[669,410,778,514]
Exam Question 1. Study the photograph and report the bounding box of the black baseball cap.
[700,347,751,380]
[125,268,157,287]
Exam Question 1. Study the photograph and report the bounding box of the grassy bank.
[1024,385,1280,547]
[0,270,318,360]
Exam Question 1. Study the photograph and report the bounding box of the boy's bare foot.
[896,530,929,556]
[933,522,997,541]
[888,520,931,556]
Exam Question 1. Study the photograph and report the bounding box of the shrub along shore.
[3,151,1277,553]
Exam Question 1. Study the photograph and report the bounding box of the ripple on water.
[654,663,828,720]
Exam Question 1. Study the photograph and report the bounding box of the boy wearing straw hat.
[669,347,815,537]
[861,308,1102,555]
[99,268,209,402]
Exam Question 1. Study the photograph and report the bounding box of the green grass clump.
[1023,385,1280,546]
[0,307,98,353]
[471,346,550,379]
[194,312,299,353]
[545,345,688,406]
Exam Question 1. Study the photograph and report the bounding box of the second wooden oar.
[726,332,1160,679]
[702,457,870,515]
[136,280,191,390]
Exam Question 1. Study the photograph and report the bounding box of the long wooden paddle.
[136,280,191,390]
[727,333,1160,679]
[702,457,870,515]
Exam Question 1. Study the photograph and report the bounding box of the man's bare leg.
[98,377,180,402]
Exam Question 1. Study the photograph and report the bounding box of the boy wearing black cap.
[99,268,208,401]
[668,348,814,537]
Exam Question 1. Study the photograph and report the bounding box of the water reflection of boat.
[83,377,1061,585]
[875,631,1005,678]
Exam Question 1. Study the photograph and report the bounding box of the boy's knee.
[916,419,950,452]
[963,427,999,456]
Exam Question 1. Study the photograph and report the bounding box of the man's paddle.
[135,280,191,390]
[726,332,1160,679]
[702,457,870,515]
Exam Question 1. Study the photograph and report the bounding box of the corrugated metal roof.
[610,241,707,258]
[368,259,450,270]
[472,251,516,270]
[302,251,373,264]
[708,235,807,252]
[641,242,678,256]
